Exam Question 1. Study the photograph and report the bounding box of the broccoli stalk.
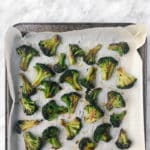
[53,53,68,73]
[59,69,82,91]
[16,45,39,71]
[83,44,102,65]
[61,92,81,113]
[39,35,61,57]
[23,132,42,150]
[32,63,55,87]
[115,129,132,149]
[42,100,68,121]
[97,57,118,80]
[61,117,82,140]
[42,126,62,149]
[116,67,137,89]
[105,91,126,111]
[80,67,97,89]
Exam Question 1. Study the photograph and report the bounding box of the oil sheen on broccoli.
[68,44,85,65]
[80,66,97,89]
[105,91,126,111]
[108,42,129,56]
[42,126,62,149]
[16,120,42,134]
[115,129,132,149]
[93,123,112,143]
[23,132,42,150]
[59,69,82,91]
[83,44,102,65]
[84,105,104,123]
[16,45,39,71]
[97,56,118,80]
[110,110,126,127]
[61,117,82,140]
[53,53,68,73]
[39,80,62,98]
[61,92,81,113]
[32,63,55,87]
[39,35,61,57]
[20,96,38,115]
[79,137,96,150]
[116,67,137,89]
[42,100,68,121]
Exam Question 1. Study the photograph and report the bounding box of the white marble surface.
[0,0,150,149]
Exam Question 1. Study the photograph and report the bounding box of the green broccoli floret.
[16,45,39,71]
[105,91,126,111]
[79,137,96,150]
[108,42,129,56]
[110,111,126,127]
[42,126,61,149]
[97,57,118,80]
[61,92,81,113]
[85,87,102,104]
[68,44,85,65]
[80,67,97,89]
[116,67,137,89]
[20,96,38,115]
[59,69,82,91]
[39,35,61,57]
[84,105,104,123]
[83,44,102,65]
[39,81,62,98]
[61,117,82,140]
[16,120,42,134]
[20,73,36,97]
[115,129,132,149]
[23,132,42,150]
[53,53,68,73]
[42,100,68,121]
[32,63,55,87]
[93,123,112,143]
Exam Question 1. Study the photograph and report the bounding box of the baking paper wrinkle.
[5,25,147,150]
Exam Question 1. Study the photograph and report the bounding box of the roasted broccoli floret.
[20,96,38,115]
[53,53,68,73]
[84,105,104,123]
[116,67,137,89]
[32,63,55,87]
[79,137,96,150]
[97,57,118,80]
[20,73,36,97]
[39,81,62,98]
[108,42,129,56]
[93,123,112,143]
[16,120,42,134]
[42,126,61,149]
[85,87,102,104]
[115,129,132,149]
[105,91,125,111]
[110,110,126,127]
[68,44,85,65]
[42,100,68,121]
[59,69,82,91]
[16,45,39,71]
[61,117,82,140]
[80,67,97,89]
[83,44,102,65]
[23,132,42,150]
[61,92,81,113]
[39,35,61,57]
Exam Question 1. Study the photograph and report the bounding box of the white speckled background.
[1,0,150,149]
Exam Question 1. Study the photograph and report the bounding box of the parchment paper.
[5,25,147,150]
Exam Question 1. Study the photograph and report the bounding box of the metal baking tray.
[5,23,147,150]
